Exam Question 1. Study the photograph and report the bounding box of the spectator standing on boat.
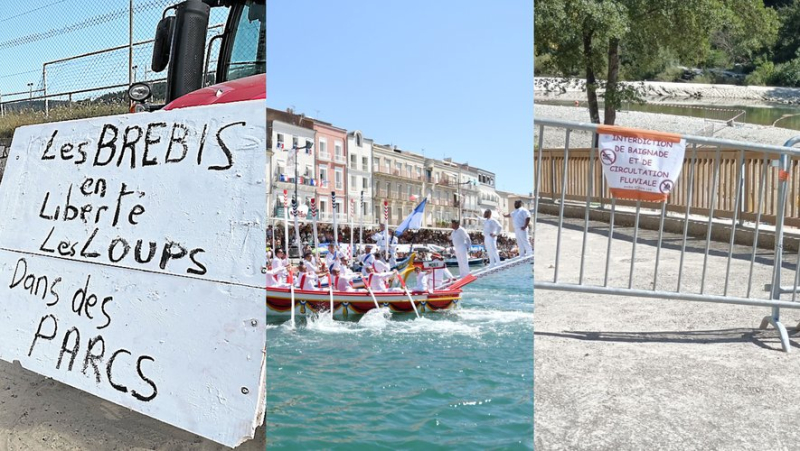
[372,224,398,264]
[482,209,503,267]
[450,219,472,277]
[505,200,533,257]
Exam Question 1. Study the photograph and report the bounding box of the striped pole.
[359,190,364,248]
[383,200,389,261]
[332,191,339,246]
[283,189,289,253]
[283,189,294,328]
[311,197,319,258]
[291,194,300,256]
[349,197,355,258]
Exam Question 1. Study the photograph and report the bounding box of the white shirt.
[303,259,318,273]
[368,271,393,292]
[372,231,397,252]
[511,207,531,229]
[483,217,502,238]
[265,267,285,287]
[271,256,288,271]
[360,252,376,274]
[333,273,358,292]
[374,259,391,273]
[413,271,430,292]
[325,250,342,272]
[430,267,455,289]
[450,227,471,250]
[299,272,320,290]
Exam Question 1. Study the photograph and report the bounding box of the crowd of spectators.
[266,223,519,257]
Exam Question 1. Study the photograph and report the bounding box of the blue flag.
[395,198,427,237]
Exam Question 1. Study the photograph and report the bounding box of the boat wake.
[267,306,532,338]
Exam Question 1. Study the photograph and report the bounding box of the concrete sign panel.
[0,100,266,447]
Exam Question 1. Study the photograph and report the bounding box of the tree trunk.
[604,38,620,126]
[583,29,601,124]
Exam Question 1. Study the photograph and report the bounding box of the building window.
[350,154,357,167]
[350,175,356,190]
[319,138,327,156]
[356,133,362,147]
[319,166,328,182]
[335,169,343,190]
[276,133,284,148]
[362,177,368,189]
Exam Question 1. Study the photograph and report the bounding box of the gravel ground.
[534,216,800,451]
[0,360,265,451]
[535,104,800,150]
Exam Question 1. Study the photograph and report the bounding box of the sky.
[267,1,533,195]
[0,1,227,102]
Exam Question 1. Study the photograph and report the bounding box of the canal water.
[266,264,534,449]
[539,99,800,130]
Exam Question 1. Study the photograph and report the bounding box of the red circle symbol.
[600,149,616,166]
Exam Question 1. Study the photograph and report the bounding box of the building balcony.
[377,189,388,198]
[335,182,343,190]
[334,154,346,164]
[318,152,330,162]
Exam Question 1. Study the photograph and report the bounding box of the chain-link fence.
[0,1,229,124]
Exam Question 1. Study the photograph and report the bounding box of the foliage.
[535,0,779,124]
[745,58,776,85]
[768,58,800,87]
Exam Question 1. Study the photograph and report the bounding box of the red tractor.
[128,0,265,111]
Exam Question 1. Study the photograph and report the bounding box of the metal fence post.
[43,64,48,117]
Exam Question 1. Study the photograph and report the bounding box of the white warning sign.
[597,125,686,202]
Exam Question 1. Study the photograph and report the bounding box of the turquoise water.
[266,264,534,450]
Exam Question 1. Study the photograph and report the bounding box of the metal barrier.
[534,117,800,352]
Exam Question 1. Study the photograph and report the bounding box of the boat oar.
[364,280,381,310]
[289,269,296,329]
[396,273,420,318]
[328,273,335,320]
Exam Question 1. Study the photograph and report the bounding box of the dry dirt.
[0,360,265,451]
[535,216,800,451]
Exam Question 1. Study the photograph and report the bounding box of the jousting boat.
[266,277,472,317]
[265,253,534,318]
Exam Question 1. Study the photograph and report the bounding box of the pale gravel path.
[535,104,800,150]
[534,217,800,451]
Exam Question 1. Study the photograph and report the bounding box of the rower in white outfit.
[365,267,397,292]
[412,267,431,293]
[482,209,502,266]
[271,248,290,283]
[504,200,533,257]
[325,243,343,272]
[449,219,472,277]
[359,244,376,275]
[330,267,359,292]
[429,256,456,290]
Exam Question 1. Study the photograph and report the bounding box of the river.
[265,264,534,449]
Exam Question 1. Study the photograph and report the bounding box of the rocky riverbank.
[535,77,800,105]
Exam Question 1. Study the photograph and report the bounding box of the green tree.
[535,0,777,125]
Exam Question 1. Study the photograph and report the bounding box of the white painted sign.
[0,100,266,448]
[597,125,686,202]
